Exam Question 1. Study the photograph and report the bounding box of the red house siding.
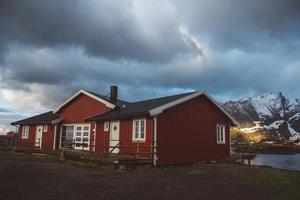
[17,125,36,148]
[57,94,111,151]
[41,125,55,151]
[95,122,109,153]
[119,118,153,158]
[58,94,111,124]
[156,95,231,165]
[17,125,56,150]
[95,118,153,158]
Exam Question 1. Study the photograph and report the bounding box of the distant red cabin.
[12,86,238,165]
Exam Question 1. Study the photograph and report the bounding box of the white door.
[35,126,43,148]
[109,121,120,154]
[74,125,90,150]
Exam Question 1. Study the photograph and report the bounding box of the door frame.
[35,125,43,148]
[74,124,91,151]
[59,123,91,150]
[109,121,120,153]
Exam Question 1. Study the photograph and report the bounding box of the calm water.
[250,154,300,171]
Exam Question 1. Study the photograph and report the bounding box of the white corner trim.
[149,90,240,127]
[54,90,115,113]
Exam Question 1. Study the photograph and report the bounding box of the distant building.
[0,131,17,146]
[289,135,300,141]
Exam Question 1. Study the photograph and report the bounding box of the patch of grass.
[234,166,300,200]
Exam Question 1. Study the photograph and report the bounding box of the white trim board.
[54,90,115,113]
[149,90,240,127]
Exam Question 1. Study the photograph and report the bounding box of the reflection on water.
[250,154,300,171]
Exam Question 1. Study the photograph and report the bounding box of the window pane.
[83,132,89,136]
[76,132,81,136]
[83,126,89,131]
[140,132,144,139]
[66,126,74,142]
[135,126,139,134]
[76,126,82,131]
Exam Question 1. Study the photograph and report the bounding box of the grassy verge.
[233,165,300,200]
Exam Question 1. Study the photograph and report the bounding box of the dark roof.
[87,92,196,121]
[85,90,129,106]
[11,111,61,126]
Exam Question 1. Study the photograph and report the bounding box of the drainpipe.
[53,125,57,150]
[153,116,158,166]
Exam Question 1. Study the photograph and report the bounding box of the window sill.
[132,140,146,143]
[217,142,226,144]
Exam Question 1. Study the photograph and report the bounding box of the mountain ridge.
[223,91,300,139]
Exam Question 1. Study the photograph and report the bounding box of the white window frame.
[59,123,91,150]
[132,119,146,142]
[104,121,109,132]
[216,124,226,144]
[22,125,29,139]
[43,125,48,132]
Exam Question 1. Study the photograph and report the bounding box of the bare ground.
[0,152,299,200]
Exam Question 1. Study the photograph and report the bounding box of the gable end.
[54,90,115,113]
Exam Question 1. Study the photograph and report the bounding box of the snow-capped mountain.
[223,92,300,139]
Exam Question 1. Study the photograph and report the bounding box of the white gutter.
[51,117,64,125]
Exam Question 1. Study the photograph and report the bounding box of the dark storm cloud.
[175,0,300,52]
[0,0,300,132]
[0,0,189,62]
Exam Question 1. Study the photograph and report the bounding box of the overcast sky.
[1,0,300,133]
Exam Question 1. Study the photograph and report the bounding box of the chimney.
[110,85,118,104]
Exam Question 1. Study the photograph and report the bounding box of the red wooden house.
[12,86,238,165]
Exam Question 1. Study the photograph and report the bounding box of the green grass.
[234,166,300,200]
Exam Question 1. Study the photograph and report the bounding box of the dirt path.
[0,153,288,200]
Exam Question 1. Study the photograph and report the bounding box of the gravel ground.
[0,152,292,200]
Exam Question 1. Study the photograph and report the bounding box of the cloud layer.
[1,0,300,132]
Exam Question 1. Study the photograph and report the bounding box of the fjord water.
[251,154,300,171]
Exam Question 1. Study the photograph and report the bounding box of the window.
[43,125,48,132]
[104,121,109,131]
[217,125,226,144]
[61,125,74,149]
[133,119,146,141]
[60,124,90,150]
[22,126,29,139]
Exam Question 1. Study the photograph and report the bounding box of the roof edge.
[149,90,240,127]
[54,90,115,113]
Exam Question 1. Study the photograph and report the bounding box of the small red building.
[12,86,238,165]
